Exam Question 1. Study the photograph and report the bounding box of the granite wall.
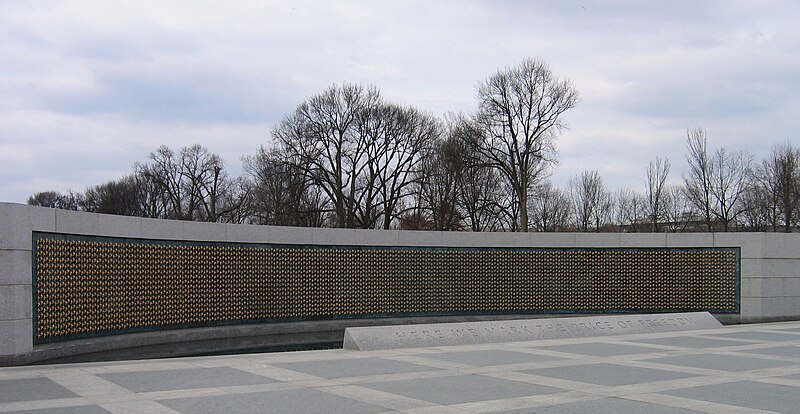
[2,202,798,365]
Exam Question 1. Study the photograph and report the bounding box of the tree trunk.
[519,187,529,232]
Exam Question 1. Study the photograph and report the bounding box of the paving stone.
[627,336,750,349]
[416,350,562,367]
[362,374,561,405]
[96,400,178,413]
[160,388,388,414]
[98,367,276,393]
[5,406,110,414]
[539,342,659,357]
[662,380,800,413]
[272,357,435,379]
[708,331,800,342]
[646,353,790,372]
[737,345,800,358]
[0,377,77,403]
[491,397,702,414]
[522,363,696,387]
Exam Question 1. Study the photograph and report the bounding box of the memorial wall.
[32,232,738,344]
[2,202,799,365]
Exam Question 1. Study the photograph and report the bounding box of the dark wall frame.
[32,231,741,345]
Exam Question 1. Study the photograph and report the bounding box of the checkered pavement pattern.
[3,321,800,413]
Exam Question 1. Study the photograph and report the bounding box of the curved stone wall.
[32,232,738,345]
[2,203,799,365]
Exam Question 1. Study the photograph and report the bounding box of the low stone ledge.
[343,312,723,351]
[1,314,556,366]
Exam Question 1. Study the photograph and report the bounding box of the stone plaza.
[3,318,800,413]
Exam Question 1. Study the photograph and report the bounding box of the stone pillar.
[0,203,54,363]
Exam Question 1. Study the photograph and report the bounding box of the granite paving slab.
[491,397,702,414]
[160,388,389,414]
[626,336,750,349]
[708,331,800,342]
[661,380,800,413]
[521,363,696,387]
[539,342,659,357]
[272,357,436,379]
[4,406,110,414]
[98,367,276,393]
[645,353,791,372]
[736,345,800,358]
[780,373,800,381]
[0,377,78,403]
[361,374,561,405]
[414,350,562,367]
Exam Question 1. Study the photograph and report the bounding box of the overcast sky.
[2,1,798,203]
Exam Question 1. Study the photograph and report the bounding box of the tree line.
[27,59,800,233]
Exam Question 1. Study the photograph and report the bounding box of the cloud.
[1,0,799,203]
[32,67,292,124]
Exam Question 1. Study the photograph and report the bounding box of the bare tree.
[468,58,579,232]
[683,128,713,231]
[774,142,800,232]
[178,145,213,220]
[662,185,691,232]
[80,176,144,216]
[136,144,237,222]
[243,146,326,226]
[741,170,778,231]
[682,128,753,231]
[216,176,253,224]
[529,181,571,232]
[274,83,381,228]
[614,188,645,232]
[129,170,169,219]
[190,152,248,223]
[646,157,671,232]
[750,142,800,232]
[27,190,79,210]
[274,83,435,229]
[443,115,506,232]
[458,163,505,231]
[138,145,191,220]
[416,132,466,231]
[708,147,752,231]
[29,145,240,221]
[362,104,439,229]
[596,191,615,231]
[27,191,62,208]
[569,170,613,231]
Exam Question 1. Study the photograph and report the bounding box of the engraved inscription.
[344,313,724,350]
